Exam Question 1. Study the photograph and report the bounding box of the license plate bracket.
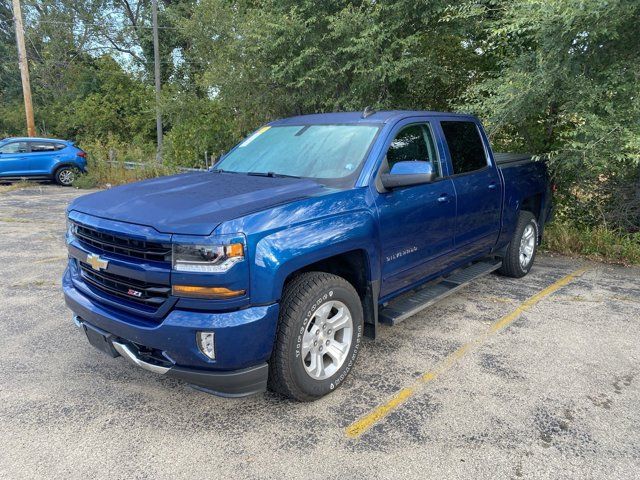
[83,323,120,358]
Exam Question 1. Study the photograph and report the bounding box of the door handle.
[488,182,498,190]
[437,194,450,203]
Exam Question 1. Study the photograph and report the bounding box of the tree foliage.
[0,0,638,231]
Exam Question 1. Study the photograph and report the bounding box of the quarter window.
[0,142,28,154]
[441,121,488,175]
[385,124,441,177]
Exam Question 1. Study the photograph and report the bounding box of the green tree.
[457,0,640,231]
[187,0,491,132]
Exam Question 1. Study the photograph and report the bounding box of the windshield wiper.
[246,171,301,179]
[211,168,243,174]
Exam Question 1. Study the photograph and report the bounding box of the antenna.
[362,106,376,119]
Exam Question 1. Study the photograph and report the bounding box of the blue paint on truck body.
[62,111,551,396]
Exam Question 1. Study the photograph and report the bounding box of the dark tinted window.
[30,142,57,152]
[386,124,441,176]
[0,142,28,154]
[441,121,487,174]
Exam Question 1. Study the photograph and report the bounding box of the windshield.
[216,124,379,182]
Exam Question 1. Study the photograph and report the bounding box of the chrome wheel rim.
[59,169,74,185]
[519,224,536,269]
[301,300,353,381]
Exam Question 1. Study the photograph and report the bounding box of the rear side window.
[29,142,57,152]
[0,142,28,153]
[386,124,441,177]
[441,121,487,175]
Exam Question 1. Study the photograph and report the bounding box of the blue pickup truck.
[63,110,551,400]
[0,137,87,185]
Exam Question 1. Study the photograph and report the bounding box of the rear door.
[28,141,63,174]
[439,120,502,257]
[375,120,457,297]
[0,141,30,176]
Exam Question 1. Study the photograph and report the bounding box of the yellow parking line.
[345,266,590,439]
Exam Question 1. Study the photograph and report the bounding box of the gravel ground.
[1,184,638,479]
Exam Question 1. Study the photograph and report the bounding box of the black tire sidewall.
[288,282,363,398]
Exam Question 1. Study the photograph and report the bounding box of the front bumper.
[75,317,269,396]
[63,267,279,397]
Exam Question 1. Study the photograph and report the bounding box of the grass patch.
[73,159,179,189]
[542,222,640,265]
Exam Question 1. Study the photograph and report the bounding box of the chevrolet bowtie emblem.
[86,253,109,271]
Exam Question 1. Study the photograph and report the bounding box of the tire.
[269,272,364,401]
[54,166,77,186]
[498,211,539,278]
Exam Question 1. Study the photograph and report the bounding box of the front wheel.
[54,166,77,186]
[498,211,539,278]
[269,272,363,401]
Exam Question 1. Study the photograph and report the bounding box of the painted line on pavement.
[345,266,591,439]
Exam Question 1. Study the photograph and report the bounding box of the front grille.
[79,261,170,308]
[73,222,171,263]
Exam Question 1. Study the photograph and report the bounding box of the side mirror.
[380,161,435,189]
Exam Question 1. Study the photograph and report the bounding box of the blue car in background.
[0,137,87,186]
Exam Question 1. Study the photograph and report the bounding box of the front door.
[0,141,30,176]
[375,122,457,298]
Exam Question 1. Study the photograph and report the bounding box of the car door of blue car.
[375,119,457,298]
[28,140,64,174]
[0,141,30,176]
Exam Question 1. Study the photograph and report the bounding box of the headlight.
[66,218,76,243]
[172,240,244,273]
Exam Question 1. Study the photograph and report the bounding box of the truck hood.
[69,171,326,235]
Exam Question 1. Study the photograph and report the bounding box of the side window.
[54,143,67,150]
[385,124,441,177]
[441,121,488,175]
[29,142,57,152]
[0,142,28,154]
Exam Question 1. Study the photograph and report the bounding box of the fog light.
[197,332,216,360]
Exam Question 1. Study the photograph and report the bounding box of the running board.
[378,259,502,325]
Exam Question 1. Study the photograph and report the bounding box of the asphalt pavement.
[1,184,638,479]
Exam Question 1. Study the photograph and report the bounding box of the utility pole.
[11,0,35,137]
[151,0,162,163]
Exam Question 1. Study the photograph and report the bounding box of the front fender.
[250,211,379,304]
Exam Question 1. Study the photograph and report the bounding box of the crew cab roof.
[269,110,477,126]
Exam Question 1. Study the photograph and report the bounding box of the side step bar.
[379,259,502,325]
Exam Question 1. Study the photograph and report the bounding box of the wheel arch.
[520,193,544,242]
[282,249,379,339]
[52,162,79,177]
[251,211,380,338]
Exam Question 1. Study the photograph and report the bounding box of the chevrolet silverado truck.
[63,110,552,401]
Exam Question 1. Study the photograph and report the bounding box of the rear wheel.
[498,211,538,278]
[54,166,77,186]
[269,272,363,401]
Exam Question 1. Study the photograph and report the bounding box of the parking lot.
[1,184,639,479]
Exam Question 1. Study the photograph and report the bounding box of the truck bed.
[494,153,533,166]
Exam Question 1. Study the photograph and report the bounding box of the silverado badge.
[87,253,109,271]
